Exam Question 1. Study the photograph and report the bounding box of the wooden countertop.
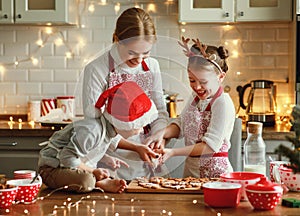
[1,188,299,215]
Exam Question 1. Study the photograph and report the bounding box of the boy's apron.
[106,53,157,180]
[181,87,233,178]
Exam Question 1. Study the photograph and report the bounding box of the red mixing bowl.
[202,181,241,208]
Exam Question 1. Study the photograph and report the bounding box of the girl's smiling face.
[188,68,225,100]
[117,39,153,68]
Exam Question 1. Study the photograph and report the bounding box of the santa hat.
[95,81,158,130]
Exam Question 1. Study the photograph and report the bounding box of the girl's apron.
[106,53,156,180]
[181,87,233,178]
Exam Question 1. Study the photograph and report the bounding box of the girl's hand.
[100,154,129,170]
[155,148,174,164]
[92,168,110,181]
[135,144,159,164]
[144,130,166,150]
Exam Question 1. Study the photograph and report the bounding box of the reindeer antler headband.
[178,36,223,73]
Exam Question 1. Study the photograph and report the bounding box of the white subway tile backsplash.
[54,69,79,82]
[263,42,289,54]
[0,30,15,43]
[93,29,114,42]
[42,83,66,95]
[249,56,276,68]
[17,83,41,95]
[29,69,53,82]
[4,43,29,56]
[249,29,276,41]
[0,82,16,95]
[16,30,39,42]
[3,69,28,82]
[30,43,54,56]
[42,56,66,69]
[85,16,106,29]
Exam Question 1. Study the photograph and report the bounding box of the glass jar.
[243,122,266,175]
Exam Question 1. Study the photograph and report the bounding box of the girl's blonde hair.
[188,45,229,74]
[113,7,156,43]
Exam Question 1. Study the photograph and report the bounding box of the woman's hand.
[100,154,129,171]
[92,168,110,181]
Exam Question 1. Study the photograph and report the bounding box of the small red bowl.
[0,187,18,208]
[202,181,241,208]
[7,176,42,203]
[220,172,264,201]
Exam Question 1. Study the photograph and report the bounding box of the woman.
[82,7,168,180]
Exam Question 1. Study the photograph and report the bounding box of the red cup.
[41,98,56,116]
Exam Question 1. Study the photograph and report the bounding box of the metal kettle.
[236,80,277,126]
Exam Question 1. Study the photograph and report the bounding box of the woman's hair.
[113,7,156,43]
[188,44,229,74]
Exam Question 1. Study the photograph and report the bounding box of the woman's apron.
[106,53,156,180]
[181,87,233,178]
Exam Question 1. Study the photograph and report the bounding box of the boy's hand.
[92,168,110,181]
[100,154,129,170]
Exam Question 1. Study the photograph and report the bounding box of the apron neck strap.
[109,52,149,72]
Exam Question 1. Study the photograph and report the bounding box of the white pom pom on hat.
[95,81,158,130]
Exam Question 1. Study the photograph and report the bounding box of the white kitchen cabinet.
[0,0,77,25]
[179,0,292,23]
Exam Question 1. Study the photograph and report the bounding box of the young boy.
[38,81,158,193]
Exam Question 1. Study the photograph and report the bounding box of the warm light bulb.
[99,0,107,5]
[236,71,241,75]
[65,52,73,59]
[88,4,95,13]
[36,39,44,47]
[14,61,19,66]
[231,50,239,58]
[45,27,53,35]
[31,57,39,66]
[114,3,120,14]
[55,38,64,46]
[0,65,5,73]
[232,39,239,45]
[147,3,156,13]
[223,24,233,31]
[181,28,186,33]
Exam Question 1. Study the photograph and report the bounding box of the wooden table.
[1,188,299,216]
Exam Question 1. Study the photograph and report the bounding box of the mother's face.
[117,39,153,68]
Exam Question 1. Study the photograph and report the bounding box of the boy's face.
[188,68,225,100]
[117,128,143,139]
[117,39,153,68]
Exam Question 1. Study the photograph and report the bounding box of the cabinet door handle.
[16,14,22,19]
[224,12,229,17]
[240,11,244,17]
[0,142,17,146]
[3,14,8,19]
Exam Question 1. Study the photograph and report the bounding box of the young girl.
[152,37,235,178]
[82,8,168,180]
[38,82,158,193]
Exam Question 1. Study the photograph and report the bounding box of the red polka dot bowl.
[279,166,300,192]
[0,186,18,208]
[7,176,42,204]
[245,176,283,210]
[220,172,265,201]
